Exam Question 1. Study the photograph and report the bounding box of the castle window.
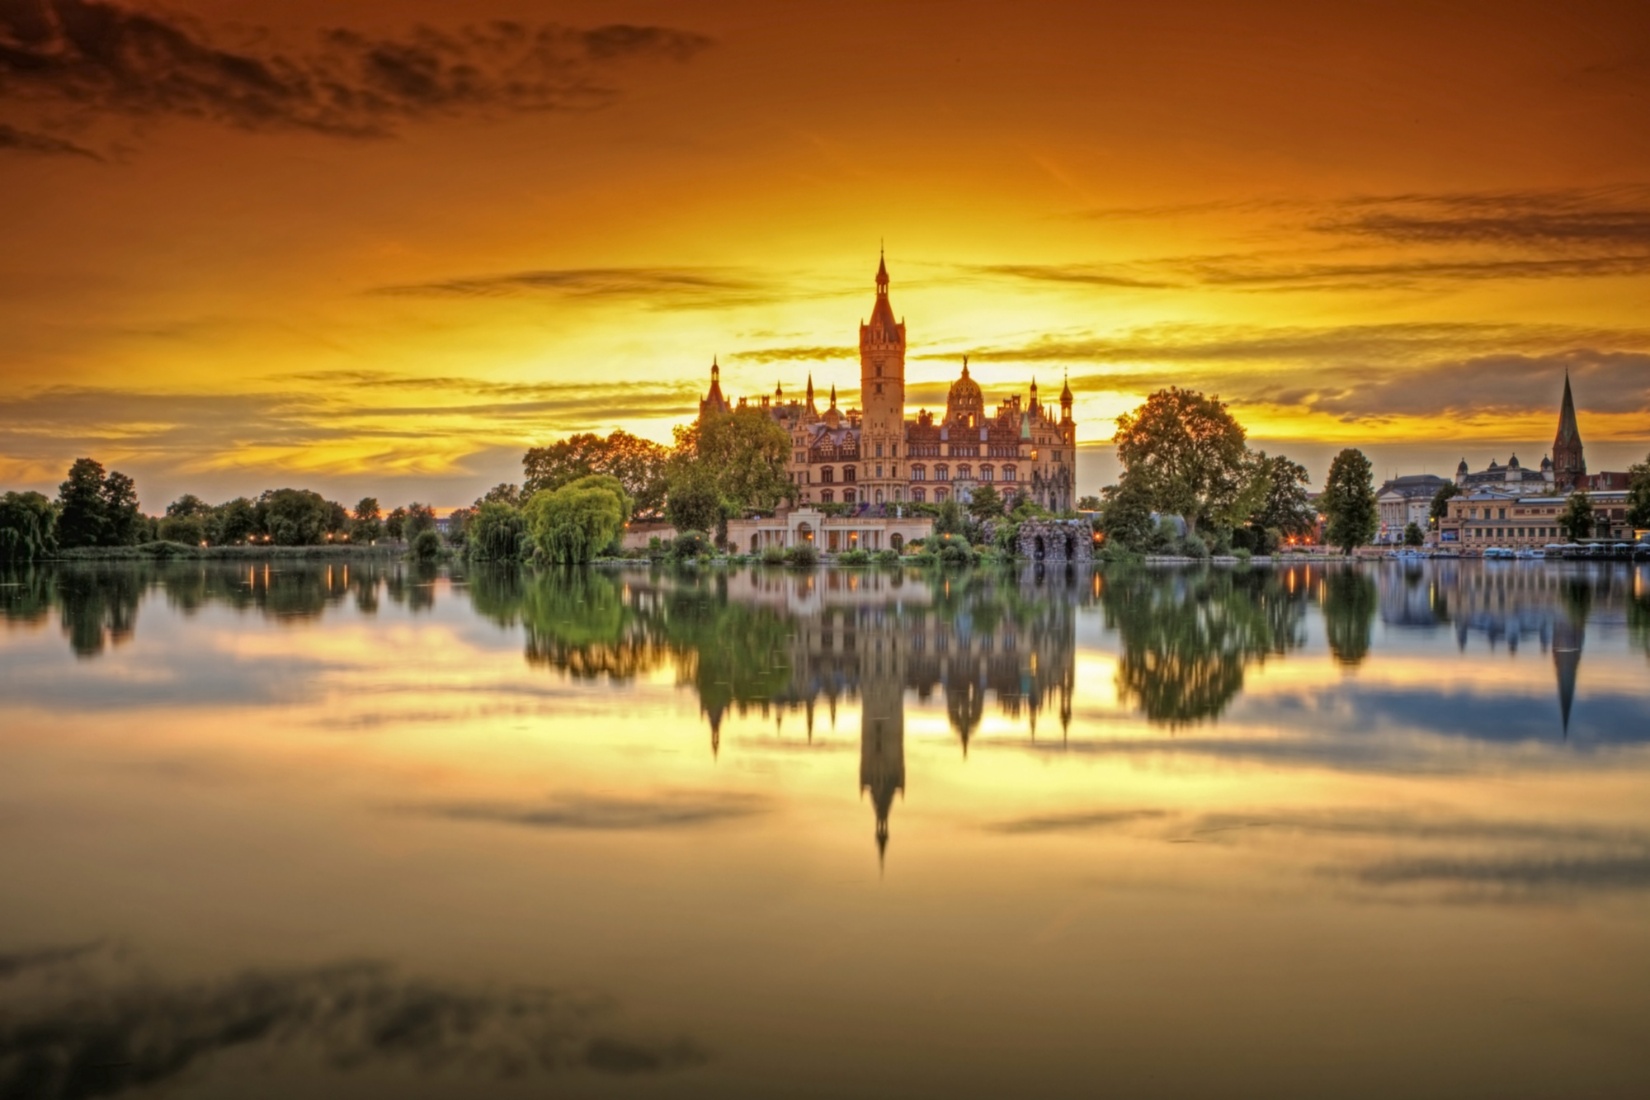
[821,466,835,484]
[935,488,949,502]
[912,488,926,503]
[821,490,834,503]
[912,465,926,481]
[843,489,856,504]
[844,466,857,483]
[935,464,949,481]
[981,465,993,482]
[876,443,883,457]
[1003,466,1017,482]
[957,465,971,481]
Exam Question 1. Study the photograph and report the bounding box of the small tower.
[1551,371,1586,492]
[1060,372,1074,425]
[698,357,730,420]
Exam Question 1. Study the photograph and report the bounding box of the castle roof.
[1554,371,1582,448]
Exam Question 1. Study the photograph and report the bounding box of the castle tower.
[1552,371,1586,492]
[699,357,730,420]
[859,251,907,508]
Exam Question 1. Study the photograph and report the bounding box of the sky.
[3,0,1650,510]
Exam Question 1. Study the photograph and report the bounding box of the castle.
[699,255,1078,514]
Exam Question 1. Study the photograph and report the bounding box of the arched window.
[912,488,926,503]
[821,490,834,503]
[821,466,834,484]
[957,464,971,481]
[935,488,949,502]
[844,466,856,483]
[935,464,949,482]
[1003,465,1017,483]
[912,464,926,482]
[843,489,856,504]
[875,489,884,504]
[981,465,994,482]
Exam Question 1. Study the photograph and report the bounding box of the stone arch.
[891,533,904,552]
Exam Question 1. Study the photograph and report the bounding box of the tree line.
[0,457,446,562]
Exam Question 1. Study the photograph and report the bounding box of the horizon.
[4,1,1649,510]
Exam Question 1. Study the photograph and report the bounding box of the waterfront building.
[1376,474,1451,544]
[700,255,1079,514]
[1437,489,1634,549]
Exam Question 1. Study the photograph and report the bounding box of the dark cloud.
[368,266,776,310]
[407,790,769,831]
[0,946,707,1097]
[729,344,857,364]
[1350,853,1650,893]
[0,940,103,980]
[982,809,1170,835]
[958,262,1175,290]
[0,2,713,155]
[0,120,99,158]
[1187,252,1650,292]
[1319,187,1650,249]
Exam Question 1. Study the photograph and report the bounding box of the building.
[1376,474,1451,544]
[1437,489,1634,549]
[700,255,1079,514]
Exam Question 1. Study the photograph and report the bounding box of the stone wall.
[1013,519,1093,565]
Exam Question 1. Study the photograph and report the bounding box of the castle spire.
[1551,370,1587,491]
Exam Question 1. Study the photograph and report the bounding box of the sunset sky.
[4,0,1649,509]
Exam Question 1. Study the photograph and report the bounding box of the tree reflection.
[1100,567,1310,727]
[1322,569,1378,667]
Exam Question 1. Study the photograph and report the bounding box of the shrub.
[1233,547,1253,562]
[1180,533,1210,558]
[875,548,900,566]
[670,530,713,561]
[411,529,443,561]
[838,547,871,566]
[760,544,788,565]
[784,543,819,567]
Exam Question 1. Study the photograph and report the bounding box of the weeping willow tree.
[522,476,630,564]
[0,491,57,562]
[468,501,527,561]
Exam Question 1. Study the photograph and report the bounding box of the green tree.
[1247,452,1315,537]
[1114,388,1255,535]
[259,488,330,546]
[351,495,383,543]
[1076,494,1102,512]
[56,458,109,549]
[1429,482,1459,526]
[0,491,57,561]
[1559,492,1595,541]
[211,497,257,545]
[157,513,206,545]
[523,476,628,564]
[385,506,408,540]
[664,463,725,538]
[681,408,795,518]
[1403,522,1425,547]
[166,494,211,519]
[101,471,142,545]
[469,501,527,561]
[1099,477,1155,550]
[1626,453,1650,529]
[523,430,670,519]
[967,483,1004,522]
[403,503,437,540]
[1322,448,1378,556]
[476,483,522,509]
[1322,570,1378,666]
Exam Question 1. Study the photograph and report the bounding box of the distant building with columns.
[699,254,1079,514]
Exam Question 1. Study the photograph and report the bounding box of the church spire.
[1551,370,1587,491]
[876,245,889,295]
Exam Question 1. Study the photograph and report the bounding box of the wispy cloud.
[368,266,780,310]
[0,120,100,159]
[0,2,713,156]
[1318,186,1650,249]
[982,809,1170,835]
[729,344,857,364]
[406,790,769,831]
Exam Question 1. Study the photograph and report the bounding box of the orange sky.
[3,0,1649,508]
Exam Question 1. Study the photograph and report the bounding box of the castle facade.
[699,256,1078,513]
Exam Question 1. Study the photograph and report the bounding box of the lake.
[3,559,1649,1098]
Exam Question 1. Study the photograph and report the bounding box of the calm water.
[3,559,1649,1098]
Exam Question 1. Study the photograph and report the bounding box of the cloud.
[0,2,712,155]
[0,120,99,158]
[729,344,858,365]
[407,790,769,831]
[1349,853,1650,893]
[368,266,780,310]
[0,940,103,980]
[982,809,1170,835]
[0,946,707,1096]
[1318,186,1650,249]
[957,263,1175,290]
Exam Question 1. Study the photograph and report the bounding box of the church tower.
[859,251,907,507]
[1551,371,1586,493]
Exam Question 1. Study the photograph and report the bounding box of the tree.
[1322,449,1378,556]
[259,488,330,546]
[469,502,527,561]
[1247,452,1315,537]
[166,494,211,519]
[56,458,109,549]
[1429,482,1459,526]
[1114,388,1255,535]
[523,476,628,564]
[354,497,381,522]
[524,430,669,519]
[1559,492,1595,541]
[1403,522,1425,547]
[1323,570,1378,666]
[0,491,57,561]
[967,484,1004,522]
[476,483,522,509]
[101,471,142,546]
[403,503,437,540]
[684,408,795,517]
[351,496,383,543]
[1076,494,1102,512]
[385,506,408,540]
[1099,477,1155,550]
[212,497,257,545]
[1626,453,1650,530]
[664,463,724,537]
[444,506,475,546]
